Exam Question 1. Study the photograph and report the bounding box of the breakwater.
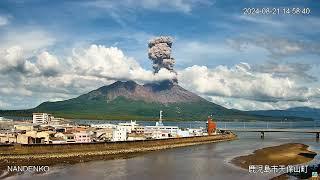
[0,133,236,174]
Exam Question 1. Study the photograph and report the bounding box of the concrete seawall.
[0,133,237,173]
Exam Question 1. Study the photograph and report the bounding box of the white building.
[95,128,113,141]
[118,120,139,133]
[74,131,91,143]
[144,110,179,139]
[177,129,191,137]
[127,134,146,141]
[188,128,205,136]
[145,125,179,139]
[145,126,178,135]
[111,126,127,142]
[49,117,64,125]
[33,113,52,124]
[91,123,117,129]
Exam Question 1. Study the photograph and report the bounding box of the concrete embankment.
[0,133,236,173]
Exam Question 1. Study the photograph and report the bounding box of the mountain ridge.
[0,80,314,121]
[79,80,204,104]
[248,107,320,121]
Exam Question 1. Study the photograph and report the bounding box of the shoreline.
[0,133,237,178]
[0,114,315,122]
[231,143,317,170]
[231,143,318,179]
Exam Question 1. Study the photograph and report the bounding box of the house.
[132,126,145,134]
[64,127,75,133]
[39,125,55,131]
[16,131,55,144]
[74,131,91,143]
[49,117,64,125]
[0,121,14,131]
[91,123,117,129]
[37,131,55,143]
[150,130,171,139]
[54,132,76,143]
[14,124,38,131]
[55,127,66,133]
[49,137,66,144]
[16,134,30,144]
[0,131,17,144]
[177,129,191,137]
[145,125,179,138]
[17,131,42,144]
[111,126,127,142]
[74,126,89,132]
[127,133,146,141]
[94,128,113,142]
[189,128,205,136]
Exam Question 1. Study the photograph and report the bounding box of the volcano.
[32,80,239,120]
[80,80,203,104]
[0,80,312,121]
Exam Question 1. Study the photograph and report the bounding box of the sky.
[0,0,319,111]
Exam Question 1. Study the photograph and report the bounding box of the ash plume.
[148,36,177,83]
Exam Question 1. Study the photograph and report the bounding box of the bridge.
[219,128,320,139]
[217,121,320,139]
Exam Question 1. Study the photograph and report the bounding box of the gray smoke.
[148,36,177,82]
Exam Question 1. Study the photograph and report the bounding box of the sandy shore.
[231,143,317,170]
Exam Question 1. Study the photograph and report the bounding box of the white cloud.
[36,51,60,76]
[227,36,320,58]
[85,0,212,13]
[0,16,9,26]
[0,86,33,96]
[0,39,319,111]
[68,44,176,82]
[0,30,56,55]
[208,96,276,110]
[255,62,317,82]
[0,46,24,71]
[0,28,58,77]
[174,39,270,68]
[37,52,60,69]
[0,46,40,76]
[236,15,283,27]
[208,96,320,111]
[178,63,320,102]
[81,0,213,27]
[0,43,177,109]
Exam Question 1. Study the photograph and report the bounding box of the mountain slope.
[80,80,203,103]
[248,107,320,121]
[33,80,242,120]
[0,81,313,121]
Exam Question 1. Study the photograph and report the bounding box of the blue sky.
[0,0,319,110]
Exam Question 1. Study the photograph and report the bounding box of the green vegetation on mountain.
[0,81,313,121]
[0,97,311,121]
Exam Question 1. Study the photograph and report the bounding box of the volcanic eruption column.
[148,36,177,83]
